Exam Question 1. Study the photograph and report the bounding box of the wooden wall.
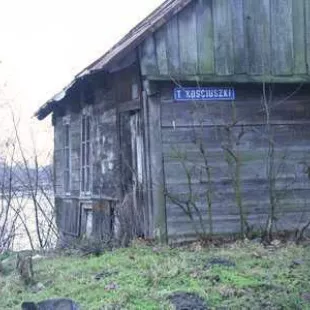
[92,88,119,199]
[53,89,118,201]
[140,0,310,82]
[53,83,119,239]
[160,82,310,241]
[53,63,144,240]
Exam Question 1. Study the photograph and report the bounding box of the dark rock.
[21,298,80,310]
[302,292,310,303]
[94,270,118,281]
[30,282,45,294]
[290,259,304,268]
[251,238,262,244]
[204,258,235,269]
[168,292,208,310]
[104,282,119,291]
[21,303,37,310]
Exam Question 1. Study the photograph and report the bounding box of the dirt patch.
[168,292,208,310]
[204,258,236,269]
[94,270,119,281]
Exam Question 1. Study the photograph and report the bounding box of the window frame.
[80,108,92,196]
[63,116,71,196]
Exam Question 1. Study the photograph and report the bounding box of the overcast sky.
[0,0,164,163]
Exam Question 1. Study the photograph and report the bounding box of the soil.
[204,258,236,269]
[168,292,208,310]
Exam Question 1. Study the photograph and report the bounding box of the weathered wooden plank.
[144,81,167,242]
[160,81,310,101]
[166,194,310,220]
[162,124,310,149]
[231,0,247,74]
[142,90,152,238]
[244,0,271,75]
[91,104,118,199]
[305,0,310,75]
[292,0,307,74]
[213,0,234,75]
[118,99,141,112]
[161,96,310,127]
[139,35,158,76]
[165,176,310,196]
[155,27,169,75]
[147,73,310,83]
[54,118,63,151]
[163,146,310,169]
[178,2,198,75]
[61,199,81,236]
[196,0,214,74]
[167,196,310,218]
[164,159,306,186]
[271,0,294,75]
[54,149,64,196]
[167,211,310,239]
[166,16,180,75]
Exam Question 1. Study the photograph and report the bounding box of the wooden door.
[119,110,146,237]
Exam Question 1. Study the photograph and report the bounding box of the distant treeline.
[0,162,53,194]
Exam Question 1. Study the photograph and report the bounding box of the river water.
[1,193,56,251]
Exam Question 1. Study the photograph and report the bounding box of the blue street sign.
[174,87,235,101]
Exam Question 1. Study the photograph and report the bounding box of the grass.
[1,240,310,309]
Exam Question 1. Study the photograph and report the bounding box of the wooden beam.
[213,0,234,75]
[292,0,306,74]
[143,80,167,243]
[118,99,141,113]
[145,74,310,84]
[142,90,152,238]
[271,0,293,75]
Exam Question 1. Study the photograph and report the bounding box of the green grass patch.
[1,241,310,309]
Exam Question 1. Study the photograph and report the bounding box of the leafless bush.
[165,146,209,240]
[0,111,57,252]
[165,80,310,243]
[113,192,144,247]
[11,113,57,250]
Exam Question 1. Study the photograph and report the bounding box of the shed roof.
[35,0,193,120]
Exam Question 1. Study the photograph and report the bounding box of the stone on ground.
[168,292,208,310]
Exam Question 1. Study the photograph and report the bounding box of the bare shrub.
[113,192,144,247]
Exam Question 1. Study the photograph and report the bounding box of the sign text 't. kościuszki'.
[174,87,235,101]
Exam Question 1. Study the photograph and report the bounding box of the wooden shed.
[36,0,310,243]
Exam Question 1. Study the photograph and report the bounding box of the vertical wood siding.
[140,0,310,81]
[160,83,310,241]
[53,85,119,239]
[92,89,118,199]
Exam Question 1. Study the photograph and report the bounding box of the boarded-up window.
[81,113,91,194]
[61,201,80,236]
